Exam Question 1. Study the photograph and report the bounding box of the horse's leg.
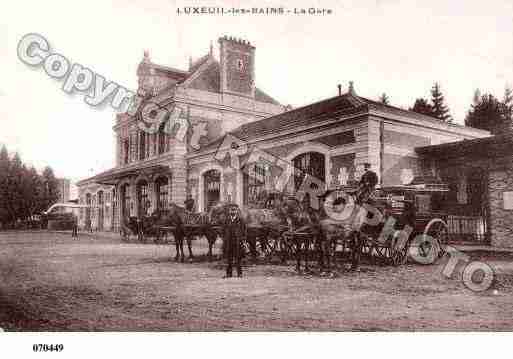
[174,233,181,261]
[295,237,301,272]
[350,232,362,271]
[317,234,325,272]
[248,232,257,263]
[206,232,215,262]
[187,234,194,260]
[304,237,310,273]
[179,233,186,262]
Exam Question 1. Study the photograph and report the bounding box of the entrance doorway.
[85,193,92,230]
[120,184,130,219]
[203,169,220,211]
[137,180,149,217]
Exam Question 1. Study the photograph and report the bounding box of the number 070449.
[32,344,64,352]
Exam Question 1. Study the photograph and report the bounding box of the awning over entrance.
[83,164,171,185]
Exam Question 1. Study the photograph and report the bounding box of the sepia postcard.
[1,0,512,356]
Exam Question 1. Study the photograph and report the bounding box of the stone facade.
[488,168,513,247]
[417,136,513,248]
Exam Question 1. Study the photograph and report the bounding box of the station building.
[77,36,500,244]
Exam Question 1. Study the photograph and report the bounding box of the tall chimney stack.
[337,84,342,96]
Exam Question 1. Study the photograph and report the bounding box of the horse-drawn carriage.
[317,179,451,269]
[118,178,452,272]
[119,204,226,261]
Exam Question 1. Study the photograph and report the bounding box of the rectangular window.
[243,163,268,206]
[123,139,129,164]
[139,132,146,160]
[158,131,166,154]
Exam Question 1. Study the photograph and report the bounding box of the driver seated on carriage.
[356,162,378,205]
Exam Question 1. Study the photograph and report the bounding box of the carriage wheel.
[416,221,448,262]
[262,235,280,259]
[390,245,408,266]
[374,244,390,261]
[427,221,448,259]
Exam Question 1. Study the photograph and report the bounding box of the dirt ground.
[1,231,512,331]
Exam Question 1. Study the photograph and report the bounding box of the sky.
[1,0,512,195]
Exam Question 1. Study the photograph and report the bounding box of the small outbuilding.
[416,133,513,248]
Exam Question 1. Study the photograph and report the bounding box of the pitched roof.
[193,93,367,153]
[138,54,280,106]
[415,133,508,158]
[192,92,489,155]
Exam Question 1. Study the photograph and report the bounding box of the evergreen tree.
[379,93,390,105]
[430,82,452,122]
[4,152,24,223]
[25,166,44,218]
[465,93,508,134]
[0,145,10,226]
[502,86,513,126]
[410,98,436,117]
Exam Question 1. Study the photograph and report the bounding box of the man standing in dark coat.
[223,204,246,278]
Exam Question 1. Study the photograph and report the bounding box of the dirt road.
[1,231,512,331]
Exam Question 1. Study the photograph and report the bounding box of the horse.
[280,188,378,273]
[164,202,226,262]
[240,204,289,262]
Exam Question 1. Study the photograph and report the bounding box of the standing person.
[223,204,246,278]
[71,211,79,239]
[356,162,378,204]
[184,194,195,213]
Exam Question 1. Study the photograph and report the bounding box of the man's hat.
[364,162,371,167]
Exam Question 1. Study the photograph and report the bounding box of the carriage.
[359,180,450,265]
[119,212,169,243]
[281,177,452,271]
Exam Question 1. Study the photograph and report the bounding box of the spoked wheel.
[412,221,448,264]
[260,235,280,259]
[390,245,408,266]
[427,221,448,259]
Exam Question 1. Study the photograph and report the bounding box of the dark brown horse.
[164,202,226,262]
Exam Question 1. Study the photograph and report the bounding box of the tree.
[41,166,60,212]
[379,93,390,105]
[410,98,436,117]
[3,152,25,223]
[465,93,509,134]
[502,86,513,125]
[0,145,10,226]
[430,82,452,122]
